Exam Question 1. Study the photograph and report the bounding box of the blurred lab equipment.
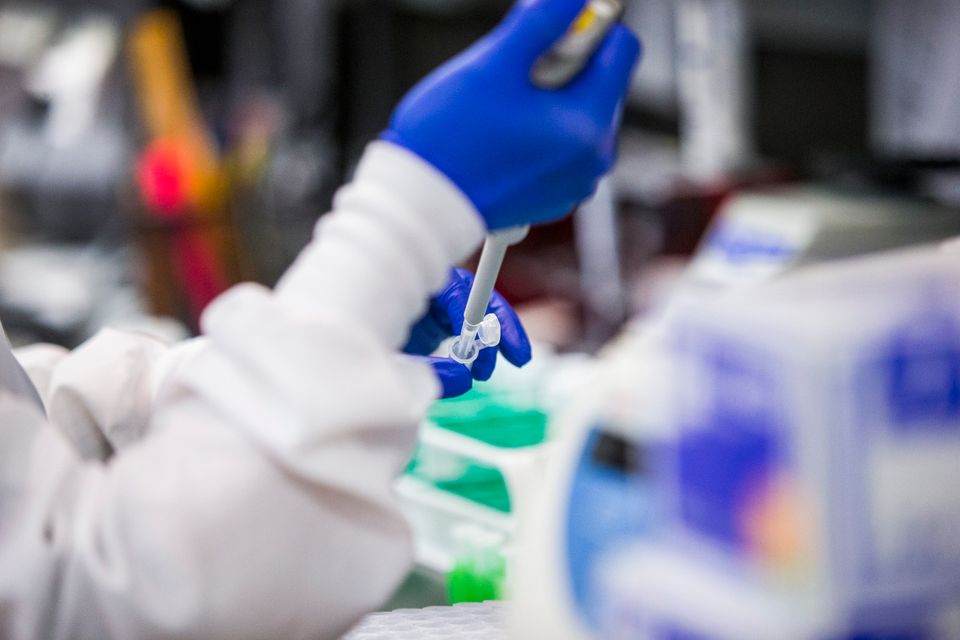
[872,0,960,162]
[870,0,960,212]
[575,176,627,347]
[510,324,668,639]
[396,349,595,603]
[127,9,235,328]
[511,187,960,639]
[514,239,960,640]
[645,244,960,638]
[685,187,960,289]
[0,14,129,241]
[676,0,752,181]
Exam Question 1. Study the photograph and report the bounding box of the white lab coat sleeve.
[0,141,486,640]
[12,342,68,403]
[13,334,206,462]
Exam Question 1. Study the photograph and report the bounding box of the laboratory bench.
[343,600,506,640]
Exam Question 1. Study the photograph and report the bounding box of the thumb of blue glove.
[382,0,641,231]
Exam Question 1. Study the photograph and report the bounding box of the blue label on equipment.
[706,224,797,265]
[842,306,960,607]
[676,340,784,550]
[884,313,960,430]
[565,427,650,631]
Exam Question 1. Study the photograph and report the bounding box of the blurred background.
[0,0,948,351]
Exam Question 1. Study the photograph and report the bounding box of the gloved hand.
[382,0,641,230]
[405,268,532,398]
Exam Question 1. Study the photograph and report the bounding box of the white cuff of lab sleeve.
[274,141,486,347]
[344,141,486,257]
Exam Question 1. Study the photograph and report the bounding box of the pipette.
[450,225,530,365]
[449,0,624,366]
[531,0,625,89]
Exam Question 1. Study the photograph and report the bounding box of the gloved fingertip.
[502,340,533,367]
[471,349,497,381]
[431,358,473,399]
[615,23,642,59]
[596,24,642,98]
[488,293,532,367]
[498,320,533,365]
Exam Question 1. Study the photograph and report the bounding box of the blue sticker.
[706,224,796,265]
[564,428,651,631]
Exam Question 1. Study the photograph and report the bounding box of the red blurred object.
[136,138,228,328]
[138,139,192,216]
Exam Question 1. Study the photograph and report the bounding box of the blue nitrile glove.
[381,0,641,230]
[405,268,532,398]
[410,357,473,400]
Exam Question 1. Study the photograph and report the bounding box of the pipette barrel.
[463,235,511,329]
[531,0,625,89]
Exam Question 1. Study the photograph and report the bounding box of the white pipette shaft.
[463,236,510,330]
[452,225,529,361]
